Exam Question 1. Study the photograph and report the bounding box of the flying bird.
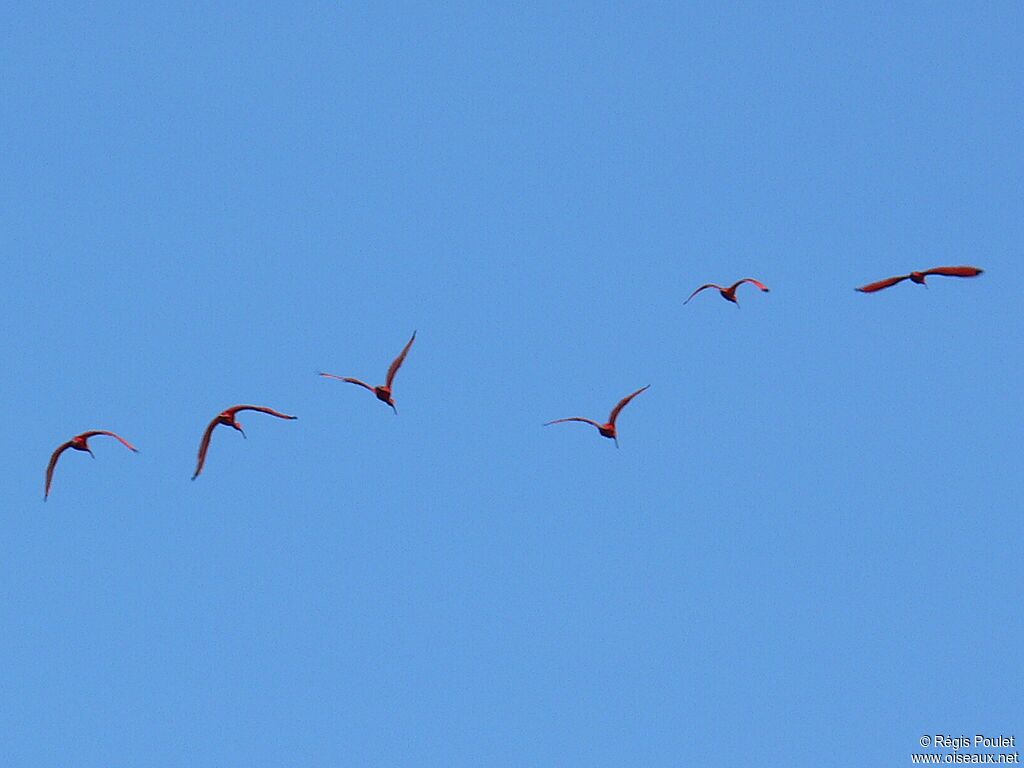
[856,266,984,293]
[45,430,139,500]
[544,385,650,448]
[319,331,417,414]
[192,405,297,480]
[685,278,770,306]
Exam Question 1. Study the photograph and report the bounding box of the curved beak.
[88,448,96,459]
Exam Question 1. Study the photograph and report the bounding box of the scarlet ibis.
[45,430,139,500]
[192,405,297,480]
[856,266,984,293]
[544,385,650,448]
[685,278,770,306]
[319,331,416,414]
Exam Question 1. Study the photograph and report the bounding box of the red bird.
[856,266,984,293]
[192,405,297,480]
[544,385,650,448]
[685,278,770,306]
[45,430,139,500]
[319,331,416,414]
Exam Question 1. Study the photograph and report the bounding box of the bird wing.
[921,266,984,279]
[684,284,722,304]
[45,441,74,499]
[385,331,417,388]
[80,430,139,452]
[856,274,910,293]
[192,418,220,480]
[543,417,604,430]
[229,405,298,420]
[609,385,650,425]
[731,278,770,293]
[320,373,375,391]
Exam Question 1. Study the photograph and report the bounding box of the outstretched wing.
[319,373,375,392]
[386,331,417,388]
[192,418,220,480]
[684,284,722,304]
[730,278,770,293]
[922,266,984,279]
[44,441,73,500]
[609,385,650,425]
[80,430,139,452]
[227,405,298,420]
[543,417,604,431]
[856,274,910,293]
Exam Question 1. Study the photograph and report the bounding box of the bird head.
[233,421,247,439]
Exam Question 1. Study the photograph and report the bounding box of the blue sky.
[2,2,1021,765]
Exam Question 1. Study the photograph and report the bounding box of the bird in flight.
[856,266,984,293]
[544,385,650,448]
[45,430,139,500]
[192,405,297,480]
[319,331,417,414]
[685,278,770,306]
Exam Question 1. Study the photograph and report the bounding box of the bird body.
[544,385,650,447]
[192,405,297,479]
[320,331,416,414]
[685,278,770,306]
[856,266,984,293]
[373,385,395,406]
[45,430,139,500]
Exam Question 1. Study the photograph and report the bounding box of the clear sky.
[2,2,1021,765]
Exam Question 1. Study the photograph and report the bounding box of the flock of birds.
[43,264,985,500]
